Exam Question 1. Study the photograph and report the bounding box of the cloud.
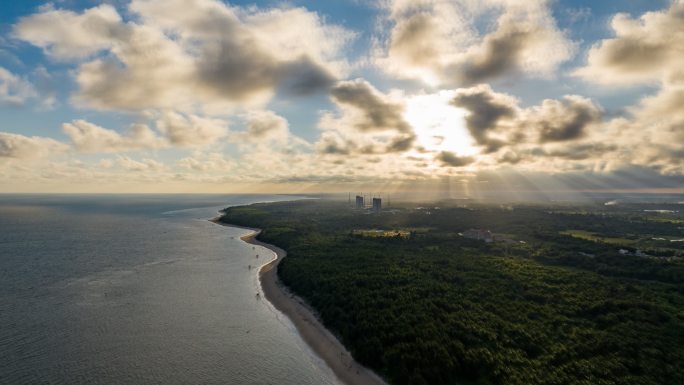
[450,84,517,152]
[177,153,234,172]
[14,0,353,113]
[564,7,592,25]
[13,4,124,60]
[0,132,68,160]
[460,24,533,83]
[569,1,684,175]
[315,129,413,156]
[574,1,684,86]
[63,120,165,152]
[0,67,36,106]
[451,85,602,150]
[330,79,412,133]
[386,134,416,152]
[314,81,606,174]
[232,110,311,160]
[244,110,290,142]
[155,111,228,146]
[530,143,618,161]
[377,0,574,86]
[6,0,683,187]
[63,111,229,152]
[316,131,354,155]
[436,151,474,167]
[238,112,313,171]
[98,159,114,169]
[115,155,166,172]
[632,85,684,139]
[30,66,58,109]
[316,79,417,155]
[525,95,602,143]
[610,85,684,175]
[384,11,446,77]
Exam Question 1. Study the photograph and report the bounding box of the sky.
[0,0,683,195]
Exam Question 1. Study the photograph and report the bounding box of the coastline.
[210,217,388,385]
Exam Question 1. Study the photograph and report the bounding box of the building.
[372,197,382,212]
[355,195,364,209]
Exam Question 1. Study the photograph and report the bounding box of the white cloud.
[156,111,228,147]
[178,152,234,172]
[63,120,166,152]
[115,155,166,172]
[244,110,290,143]
[0,67,36,106]
[13,4,124,60]
[0,132,68,160]
[574,1,684,86]
[63,112,229,152]
[571,1,684,175]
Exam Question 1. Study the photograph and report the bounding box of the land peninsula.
[219,199,684,385]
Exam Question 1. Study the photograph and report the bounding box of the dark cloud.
[268,174,381,184]
[279,56,336,95]
[380,2,573,87]
[596,38,668,73]
[450,86,602,158]
[530,96,602,143]
[498,150,522,164]
[317,134,351,155]
[436,151,474,167]
[330,79,412,133]
[197,38,284,101]
[451,84,516,152]
[199,44,335,101]
[386,134,416,152]
[461,28,531,84]
[533,143,617,160]
[317,131,414,156]
[317,79,418,157]
[388,12,440,68]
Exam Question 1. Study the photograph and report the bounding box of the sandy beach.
[211,219,387,385]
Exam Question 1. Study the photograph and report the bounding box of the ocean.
[0,194,341,385]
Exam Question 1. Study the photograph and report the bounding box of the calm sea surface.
[0,194,341,385]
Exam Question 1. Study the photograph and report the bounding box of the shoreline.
[210,217,388,385]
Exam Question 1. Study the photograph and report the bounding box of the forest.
[220,199,684,385]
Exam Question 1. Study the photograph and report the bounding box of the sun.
[404,91,478,156]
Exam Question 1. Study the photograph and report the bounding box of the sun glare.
[404,91,477,156]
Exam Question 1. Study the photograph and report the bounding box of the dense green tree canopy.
[221,200,684,385]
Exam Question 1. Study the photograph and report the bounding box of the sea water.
[0,194,340,385]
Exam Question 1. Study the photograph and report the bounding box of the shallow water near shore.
[0,194,341,385]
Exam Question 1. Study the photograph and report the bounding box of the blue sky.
[0,0,682,193]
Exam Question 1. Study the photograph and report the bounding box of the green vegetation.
[559,229,637,245]
[220,200,684,385]
[352,229,412,238]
